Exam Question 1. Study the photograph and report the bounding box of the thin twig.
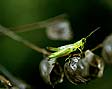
[90,43,103,52]
[9,14,67,32]
[0,25,50,55]
[0,64,30,89]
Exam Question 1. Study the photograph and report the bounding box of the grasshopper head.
[79,38,86,50]
[81,38,86,44]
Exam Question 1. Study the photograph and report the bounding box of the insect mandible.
[48,27,100,59]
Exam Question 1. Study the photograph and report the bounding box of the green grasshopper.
[48,27,100,59]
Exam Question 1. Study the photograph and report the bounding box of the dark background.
[0,0,112,89]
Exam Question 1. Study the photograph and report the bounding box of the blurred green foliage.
[0,0,112,89]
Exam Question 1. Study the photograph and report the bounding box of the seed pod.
[39,58,64,87]
[102,34,112,64]
[46,18,73,40]
[64,56,88,85]
[83,50,104,78]
[64,50,104,85]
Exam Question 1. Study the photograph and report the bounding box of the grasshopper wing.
[48,48,70,59]
[47,47,60,52]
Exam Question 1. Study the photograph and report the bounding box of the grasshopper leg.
[65,54,72,63]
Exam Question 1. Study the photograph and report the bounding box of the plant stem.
[0,25,50,55]
[9,14,67,32]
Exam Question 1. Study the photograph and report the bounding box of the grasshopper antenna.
[86,27,101,39]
